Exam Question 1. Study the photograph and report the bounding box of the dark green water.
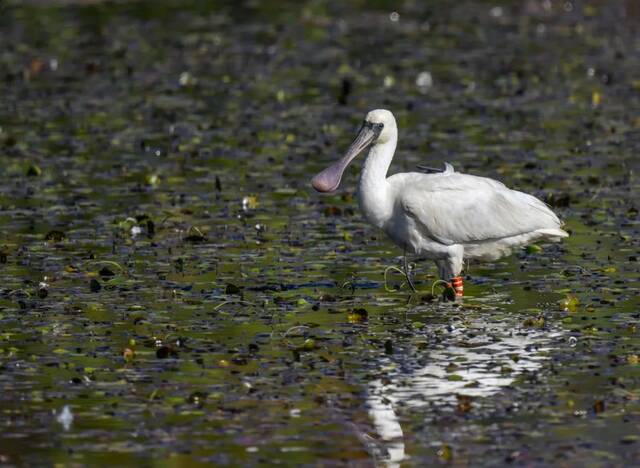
[0,0,638,465]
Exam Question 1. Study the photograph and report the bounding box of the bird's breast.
[382,213,421,253]
[357,181,394,229]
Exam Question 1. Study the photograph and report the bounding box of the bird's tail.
[536,228,569,239]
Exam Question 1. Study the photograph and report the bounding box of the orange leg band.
[450,276,464,297]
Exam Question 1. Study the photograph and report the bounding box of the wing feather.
[394,172,563,245]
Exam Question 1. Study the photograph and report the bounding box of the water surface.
[0,0,639,465]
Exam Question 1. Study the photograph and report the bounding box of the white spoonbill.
[311,109,568,298]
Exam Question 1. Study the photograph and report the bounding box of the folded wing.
[398,172,565,245]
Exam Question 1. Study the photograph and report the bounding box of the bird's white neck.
[357,131,397,228]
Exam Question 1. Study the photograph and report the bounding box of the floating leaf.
[273,187,297,195]
[117,217,137,231]
[621,435,640,445]
[523,315,546,328]
[156,346,177,359]
[37,285,48,299]
[456,394,472,413]
[438,444,453,462]
[188,391,208,406]
[123,348,135,362]
[323,206,342,216]
[242,195,258,211]
[384,339,393,355]
[297,338,316,351]
[89,279,101,292]
[545,192,570,207]
[185,226,207,242]
[348,308,368,323]
[145,174,160,186]
[99,267,116,277]
[45,230,66,242]
[525,244,542,254]
[179,71,197,86]
[592,90,602,107]
[593,400,605,414]
[26,164,42,176]
[561,295,580,312]
[446,363,459,372]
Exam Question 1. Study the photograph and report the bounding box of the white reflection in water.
[366,315,561,466]
[56,405,74,431]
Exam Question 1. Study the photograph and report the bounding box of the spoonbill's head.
[311,109,397,193]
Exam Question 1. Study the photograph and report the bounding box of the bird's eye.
[376,123,384,129]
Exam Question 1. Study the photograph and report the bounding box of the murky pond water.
[0,0,639,465]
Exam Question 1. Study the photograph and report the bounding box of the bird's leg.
[440,276,463,301]
[450,276,464,298]
[438,249,464,301]
[403,248,417,293]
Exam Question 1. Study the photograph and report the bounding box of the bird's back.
[387,170,567,250]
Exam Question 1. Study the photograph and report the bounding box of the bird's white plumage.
[394,171,566,249]
[313,109,568,281]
